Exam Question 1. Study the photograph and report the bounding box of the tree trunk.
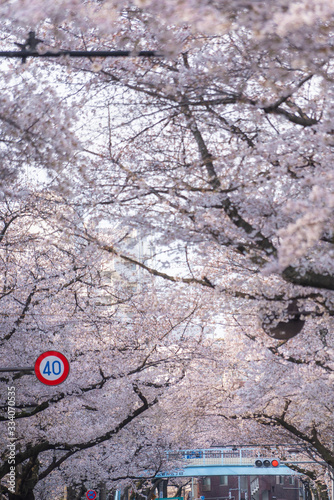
[8,492,35,500]
[315,481,329,500]
[99,482,107,500]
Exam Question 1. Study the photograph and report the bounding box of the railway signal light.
[254,458,280,468]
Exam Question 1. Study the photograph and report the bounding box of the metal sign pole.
[0,368,34,372]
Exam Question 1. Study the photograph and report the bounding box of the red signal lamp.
[254,458,280,467]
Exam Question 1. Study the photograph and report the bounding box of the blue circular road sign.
[86,490,97,499]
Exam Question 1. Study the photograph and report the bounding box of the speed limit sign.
[34,351,70,386]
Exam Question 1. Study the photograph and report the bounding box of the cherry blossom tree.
[0,191,216,499]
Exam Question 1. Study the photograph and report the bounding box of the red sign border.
[86,491,97,500]
[34,351,70,386]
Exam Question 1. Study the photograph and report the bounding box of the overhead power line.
[0,31,163,63]
[0,49,163,59]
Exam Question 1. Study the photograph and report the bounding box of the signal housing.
[254,458,280,468]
